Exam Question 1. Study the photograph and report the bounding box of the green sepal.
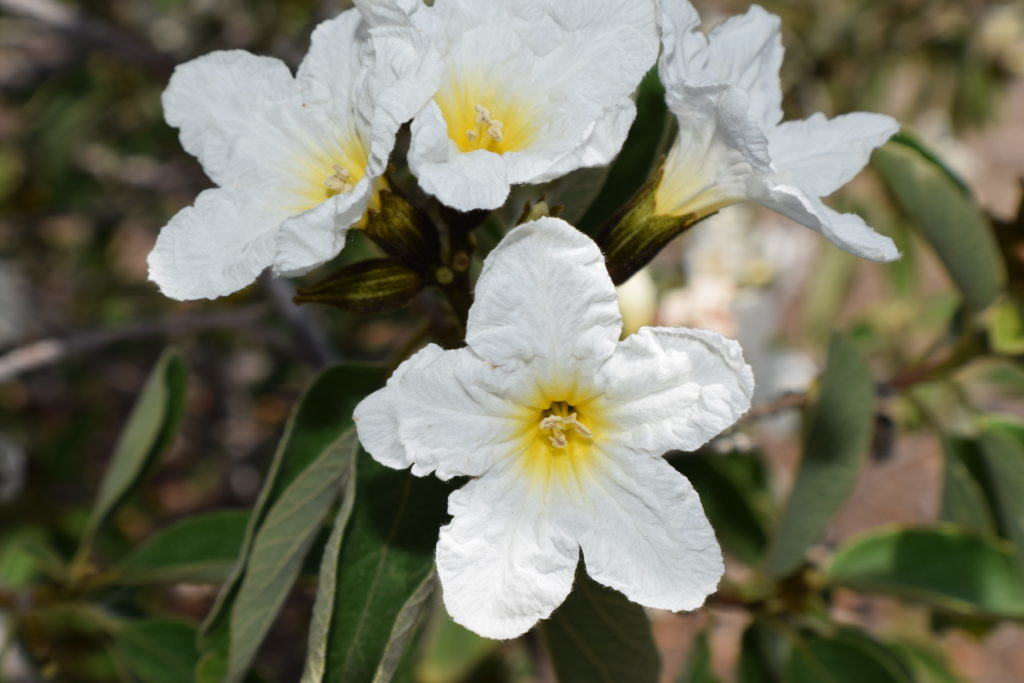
[363,185,441,272]
[596,169,704,285]
[295,259,424,314]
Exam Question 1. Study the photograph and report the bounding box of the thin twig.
[739,392,808,424]
[0,305,267,382]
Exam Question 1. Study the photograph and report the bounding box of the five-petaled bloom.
[654,1,901,262]
[359,0,659,212]
[148,8,437,300]
[354,218,754,639]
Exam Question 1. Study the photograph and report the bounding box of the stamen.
[468,104,506,148]
[324,164,354,194]
[539,407,593,449]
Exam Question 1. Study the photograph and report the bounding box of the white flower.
[360,0,659,212]
[655,1,901,262]
[354,217,753,639]
[148,9,438,300]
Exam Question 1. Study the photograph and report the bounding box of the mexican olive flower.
[354,218,754,639]
[359,0,659,212]
[148,9,437,300]
[655,1,901,262]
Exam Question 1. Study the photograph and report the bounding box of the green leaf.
[784,630,911,683]
[826,525,1024,618]
[671,451,771,565]
[874,137,1007,311]
[764,335,875,577]
[312,454,451,683]
[295,259,425,314]
[200,364,384,672]
[940,438,998,536]
[416,612,496,683]
[579,69,670,235]
[78,349,187,558]
[115,510,250,585]
[977,425,1024,577]
[678,630,719,683]
[302,463,358,683]
[539,567,660,683]
[226,429,360,682]
[115,619,199,683]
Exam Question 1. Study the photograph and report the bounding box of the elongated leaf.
[79,349,187,556]
[302,467,359,683]
[764,335,875,577]
[226,429,360,682]
[671,451,771,565]
[826,525,1024,618]
[874,138,1006,311]
[115,619,199,683]
[940,438,997,536]
[580,69,670,235]
[115,510,249,585]
[785,630,910,683]
[978,425,1024,577]
[309,454,449,683]
[200,365,385,672]
[539,567,660,683]
[295,259,424,314]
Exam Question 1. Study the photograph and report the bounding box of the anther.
[324,164,354,193]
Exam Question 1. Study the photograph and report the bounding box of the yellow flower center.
[289,131,371,214]
[435,75,538,154]
[653,142,743,220]
[517,392,608,489]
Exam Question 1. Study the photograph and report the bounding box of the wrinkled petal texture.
[657,1,899,262]
[436,461,580,639]
[579,454,723,611]
[354,344,532,480]
[153,10,417,299]
[600,327,754,454]
[356,220,755,638]
[407,0,658,210]
[467,217,623,380]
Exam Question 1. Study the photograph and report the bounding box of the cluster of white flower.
[149,0,899,639]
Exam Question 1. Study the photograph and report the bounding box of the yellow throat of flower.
[436,76,537,154]
[518,393,608,489]
[290,131,372,214]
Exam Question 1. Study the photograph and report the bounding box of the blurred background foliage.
[1,0,1024,681]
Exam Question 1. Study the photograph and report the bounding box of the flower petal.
[436,461,579,639]
[147,188,280,301]
[768,112,899,197]
[354,344,531,480]
[467,218,622,379]
[406,0,656,210]
[598,327,753,454]
[297,10,368,111]
[658,84,770,218]
[409,102,512,211]
[579,452,723,611]
[757,184,900,262]
[273,179,373,277]
[162,51,296,186]
[659,3,784,130]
